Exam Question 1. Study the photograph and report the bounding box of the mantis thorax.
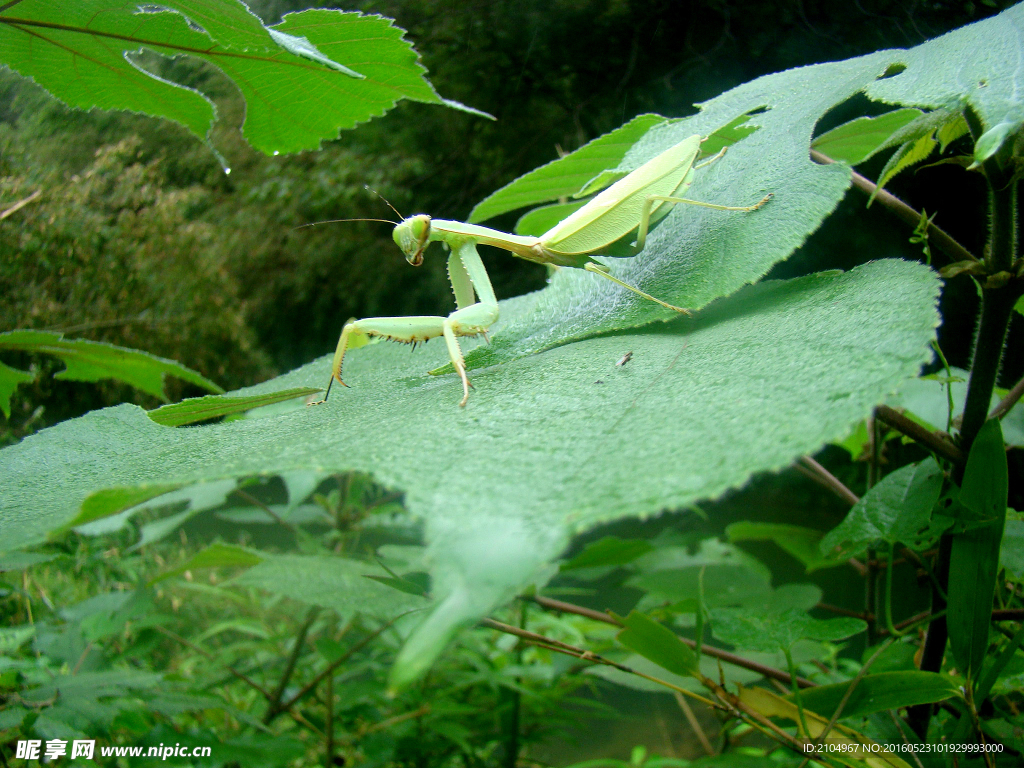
[394,214,432,266]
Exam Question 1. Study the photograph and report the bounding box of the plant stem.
[264,606,321,724]
[325,666,334,768]
[959,106,1019,452]
[501,604,525,768]
[910,108,1021,744]
[797,456,859,506]
[907,532,953,738]
[989,374,1024,420]
[810,149,978,265]
[280,615,404,713]
[674,691,715,756]
[874,405,965,465]
[522,595,815,688]
[959,287,1018,451]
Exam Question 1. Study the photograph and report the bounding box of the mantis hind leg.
[631,191,773,254]
[587,175,771,314]
[583,262,691,314]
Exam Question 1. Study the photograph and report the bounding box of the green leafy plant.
[0,0,489,154]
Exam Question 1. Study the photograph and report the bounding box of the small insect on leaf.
[616,352,633,366]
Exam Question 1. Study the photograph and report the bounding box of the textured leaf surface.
[0,330,222,402]
[458,8,1024,373]
[866,4,1024,160]
[0,1,451,154]
[712,608,865,653]
[0,260,940,684]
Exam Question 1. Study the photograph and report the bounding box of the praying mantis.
[313,133,771,407]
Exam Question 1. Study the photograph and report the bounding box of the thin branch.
[0,189,41,219]
[234,488,300,534]
[810,149,978,265]
[525,595,815,689]
[361,705,431,736]
[70,642,95,676]
[989,375,1024,421]
[993,609,1024,621]
[525,595,613,624]
[154,625,272,699]
[278,613,407,714]
[875,405,965,465]
[481,618,720,709]
[674,690,715,756]
[263,606,321,724]
[325,661,335,768]
[797,456,860,507]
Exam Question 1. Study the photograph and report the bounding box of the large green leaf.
[948,419,1008,682]
[0,259,940,687]
[459,49,891,370]
[0,1,476,155]
[866,4,1024,162]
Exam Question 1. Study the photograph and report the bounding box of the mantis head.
[393,214,432,266]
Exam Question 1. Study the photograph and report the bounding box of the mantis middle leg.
[312,241,499,407]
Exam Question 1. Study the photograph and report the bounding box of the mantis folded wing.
[313,133,771,407]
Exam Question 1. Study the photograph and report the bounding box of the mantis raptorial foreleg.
[313,240,498,407]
